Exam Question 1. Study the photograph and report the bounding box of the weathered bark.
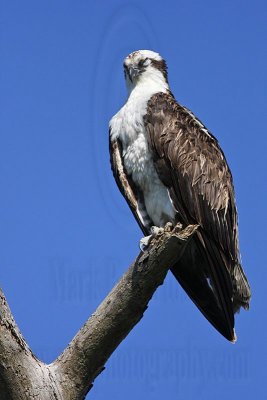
[0,224,198,400]
[0,289,63,399]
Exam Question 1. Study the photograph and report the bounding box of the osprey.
[109,50,251,342]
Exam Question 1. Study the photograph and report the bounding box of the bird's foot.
[173,222,183,233]
[139,226,164,252]
[150,225,164,236]
[164,222,174,232]
[139,235,152,251]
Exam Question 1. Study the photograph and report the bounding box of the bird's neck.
[126,73,169,102]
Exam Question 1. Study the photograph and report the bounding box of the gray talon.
[174,222,183,233]
[164,222,174,232]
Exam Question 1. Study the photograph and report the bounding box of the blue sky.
[0,1,266,399]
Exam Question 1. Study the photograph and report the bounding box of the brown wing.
[144,92,250,340]
[109,134,152,234]
[145,92,238,262]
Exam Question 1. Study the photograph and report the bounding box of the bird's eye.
[138,58,149,67]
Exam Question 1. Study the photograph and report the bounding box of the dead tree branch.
[0,224,198,400]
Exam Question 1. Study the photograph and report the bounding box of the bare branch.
[0,289,64,399]
[53,224,198,398]
[0,224,198,399]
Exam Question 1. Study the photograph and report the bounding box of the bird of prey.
[109,50,251,342]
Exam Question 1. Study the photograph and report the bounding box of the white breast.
[110,81,176,227]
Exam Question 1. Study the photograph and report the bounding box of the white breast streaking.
[110,79,176,227]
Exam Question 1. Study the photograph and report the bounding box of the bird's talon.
[164,222,174,232]
[174,222,183,233]
[150,226,164,236]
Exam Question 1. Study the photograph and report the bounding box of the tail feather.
[171,230,236,342]
[232,263,251,313]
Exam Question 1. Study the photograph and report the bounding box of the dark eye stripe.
[138,57,148,67]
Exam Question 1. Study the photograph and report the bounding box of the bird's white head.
[123,50,169,94]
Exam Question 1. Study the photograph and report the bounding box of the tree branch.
[0,224,198,400]
[0,288,62,399]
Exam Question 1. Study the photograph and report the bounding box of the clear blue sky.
[0,1,266,399]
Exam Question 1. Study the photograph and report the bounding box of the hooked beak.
[124,65,140,82]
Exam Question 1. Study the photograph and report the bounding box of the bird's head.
[123,50,168,92]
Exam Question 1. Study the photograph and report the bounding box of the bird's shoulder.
[144,91,238,260]
[144,91,234,190]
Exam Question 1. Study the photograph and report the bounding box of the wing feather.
[145,92,238,262]
[144,92,250,340]
[109,134,151,234]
